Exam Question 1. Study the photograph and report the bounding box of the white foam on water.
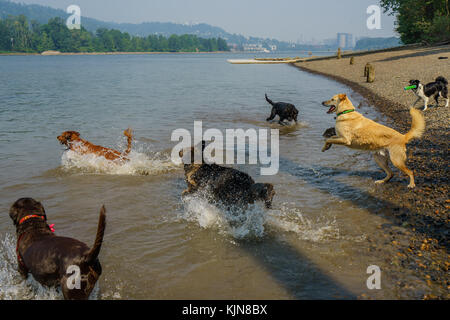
[180,194,340,242]
[0,233,100,300]
[180,194,266,240]
[266,203,340,242]
[60,145,180,176]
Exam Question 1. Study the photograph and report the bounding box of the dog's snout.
[322,101,328,106]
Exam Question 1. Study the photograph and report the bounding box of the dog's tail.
[83,205,106,265]
[435,76,448,86]
[404,108,425,143]
[265,93,275,106]
[123,128,133,156]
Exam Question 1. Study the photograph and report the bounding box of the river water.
[0,52,431,299]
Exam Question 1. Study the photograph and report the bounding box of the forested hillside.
[0,15,229,53]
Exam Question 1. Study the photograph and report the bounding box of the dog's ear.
[179,146,195,164]
[62,131,79,141]
[338,94,347,101]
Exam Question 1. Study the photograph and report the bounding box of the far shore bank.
[292,44,449,299]
[0,50,231,56]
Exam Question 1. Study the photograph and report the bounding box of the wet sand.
[293,45,450,299]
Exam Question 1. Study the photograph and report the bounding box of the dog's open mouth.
[327,106,336,114]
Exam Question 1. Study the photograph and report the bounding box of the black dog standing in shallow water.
[265,94,299,125]
[9,198,106,300]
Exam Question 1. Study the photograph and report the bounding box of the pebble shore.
[293,45,449,299]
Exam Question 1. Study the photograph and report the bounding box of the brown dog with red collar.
[9,198,106,300]
[57,128,133,161]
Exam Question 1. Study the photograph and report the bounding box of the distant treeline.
[354,37,402,51]
[0,15,229,53]
[381,0,449,44]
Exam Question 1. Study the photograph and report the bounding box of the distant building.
[243,43,265,52]
[337,33,355,49]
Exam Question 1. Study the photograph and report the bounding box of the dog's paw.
[374,180,385,185]
[407,183,416,189]
[322,143,332,152]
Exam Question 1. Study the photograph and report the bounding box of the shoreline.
[291,45,449,299]
[0,50,230,56]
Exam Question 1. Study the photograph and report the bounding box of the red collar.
[18,214,45,225]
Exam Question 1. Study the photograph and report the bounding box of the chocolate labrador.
[9,198,106,299]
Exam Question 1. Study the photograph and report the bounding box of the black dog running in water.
[265,94,299,125]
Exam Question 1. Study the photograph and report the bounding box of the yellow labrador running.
[321,94,425,188]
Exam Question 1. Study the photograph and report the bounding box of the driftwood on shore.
[366,64,375,83]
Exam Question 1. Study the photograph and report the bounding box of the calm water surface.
[0,53,434,299]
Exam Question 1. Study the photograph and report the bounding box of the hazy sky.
[11,0,398,41]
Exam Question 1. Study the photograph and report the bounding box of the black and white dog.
[265,94,299,125]
[409,76,448,111]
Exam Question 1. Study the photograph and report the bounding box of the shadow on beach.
[236,238,355,299]
[375,46,450,62]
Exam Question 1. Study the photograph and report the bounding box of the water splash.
[180,193,340,242]
[266,203,340,242]
[60,148,179,176]
[180,193,266,240]
[0,233,99,300]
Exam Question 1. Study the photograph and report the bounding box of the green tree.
[6,14,33,51]
[380,0,450,44]
[36,31,54,52]
[0,19,11,50]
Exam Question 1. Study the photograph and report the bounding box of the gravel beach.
[293,45,449,299]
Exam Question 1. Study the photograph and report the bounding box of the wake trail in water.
[60,143,180,176]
